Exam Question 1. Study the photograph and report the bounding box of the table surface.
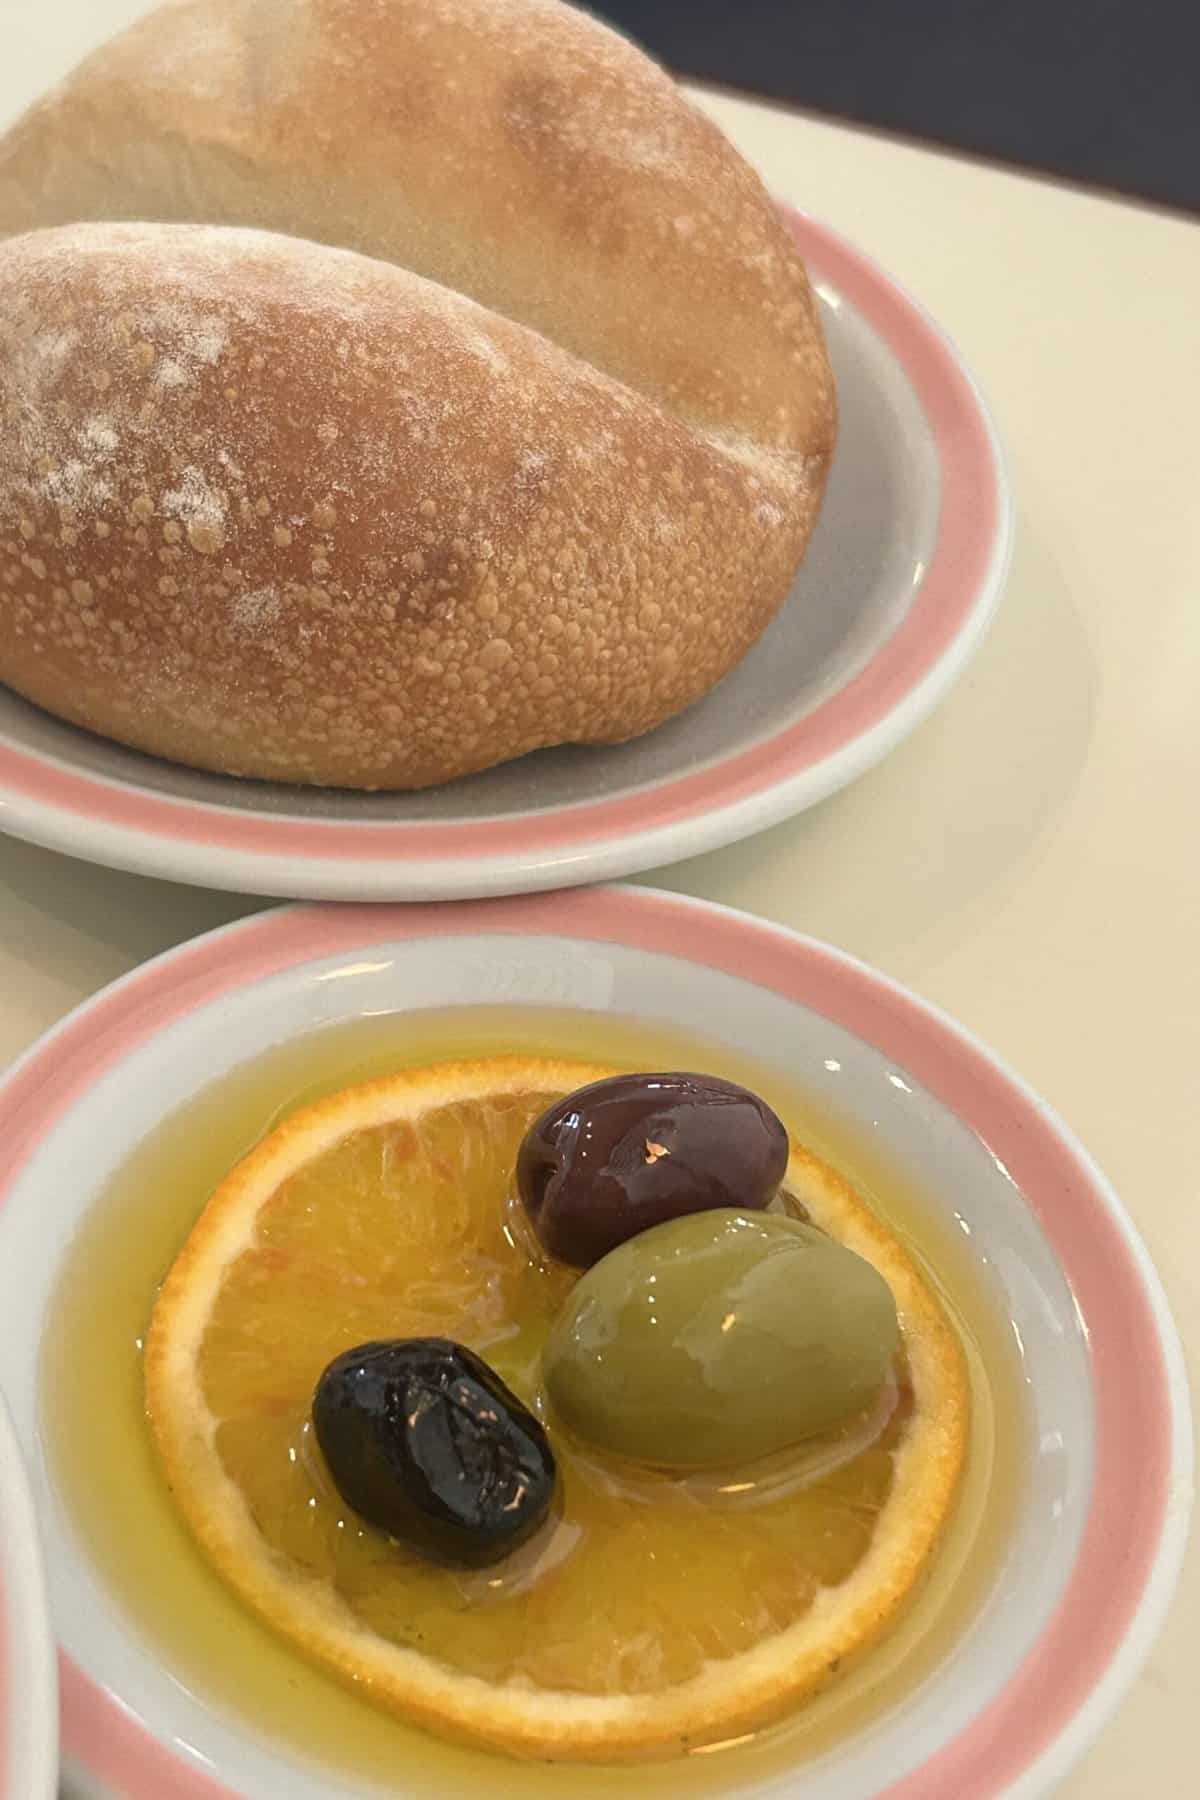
[3,5,1198,1797]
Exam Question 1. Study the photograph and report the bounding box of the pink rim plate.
[0,209,1012,901]
[0,886,1189,1798]
[0,1390,58,1800]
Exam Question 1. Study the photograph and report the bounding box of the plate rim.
[0,208,1013,900]
[0,886,1188,1800]
[0,1391,58,1800]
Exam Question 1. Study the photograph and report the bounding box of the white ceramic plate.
[0,1390,58,1800]
[0,887,1188,1800]
[0,212,1011,900]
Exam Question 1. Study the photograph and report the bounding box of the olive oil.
[42,1006,1023,1796]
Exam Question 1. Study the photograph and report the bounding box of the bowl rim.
[0,1390,59,1800]
[0,886,1189,1799]
[0,206,1013,900]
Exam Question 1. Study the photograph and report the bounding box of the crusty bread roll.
[0,0,835,789]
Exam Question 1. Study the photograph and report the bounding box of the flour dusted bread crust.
[0,223,821,788]
[0,0,835,789]
[0,0,832,451]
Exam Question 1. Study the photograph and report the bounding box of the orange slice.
[145,1056,967,1761]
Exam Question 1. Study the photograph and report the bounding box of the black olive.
[516,1071,789,1268]
[312,1338,557,1566]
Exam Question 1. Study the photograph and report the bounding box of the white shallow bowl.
[0,887,1189,1799]
[0,210,1010,900]
[0,1389,58,1800]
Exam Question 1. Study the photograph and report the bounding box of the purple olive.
[516,1072,789,1268]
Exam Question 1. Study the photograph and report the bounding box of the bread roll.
[0,0,835,789]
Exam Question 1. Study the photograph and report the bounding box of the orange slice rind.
[145,1056,968,1760]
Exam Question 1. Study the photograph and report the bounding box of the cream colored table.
[3,5,1199,1795]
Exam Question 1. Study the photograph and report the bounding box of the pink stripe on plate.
[0,890,1178,1799]
[59,1658,240,1800]
[0,209,1002,864]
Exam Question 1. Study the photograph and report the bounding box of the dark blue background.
[592,1,1199,215]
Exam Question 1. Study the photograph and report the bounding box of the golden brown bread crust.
[0,0,832,451]
[0,0,836,789]
[0,224,822,788]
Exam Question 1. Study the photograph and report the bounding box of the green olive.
[543,1210,899,1469]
